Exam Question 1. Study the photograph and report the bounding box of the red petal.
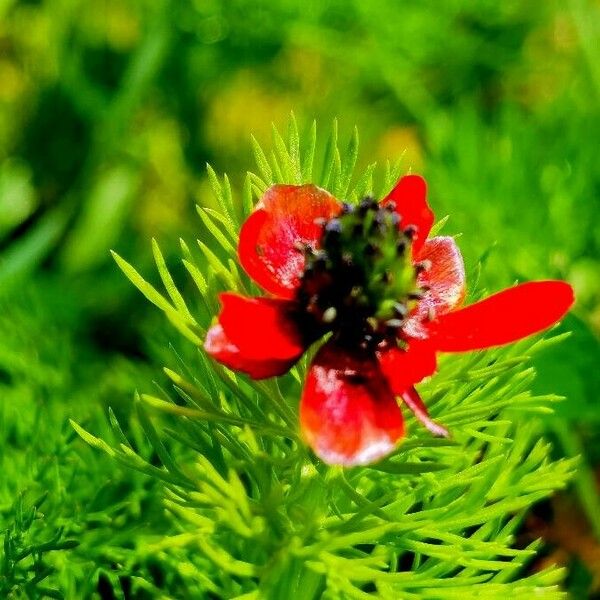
[416,236,466,316]
[204,324,297,379]
[377,341,447,437]
[300,343,404,466]
[432,281,575,352]
[381,175,434,254]
[217,293,306,361]
[238,184,341,299]
[401,387,449,438]
[403,236,466,338]
[376,338,438,394]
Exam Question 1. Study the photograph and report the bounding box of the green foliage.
[0,0,598,596]
[1,494,77,599]
[0,285,176,598]
[74,122,577,598]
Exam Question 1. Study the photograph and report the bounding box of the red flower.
[204,177,574,466]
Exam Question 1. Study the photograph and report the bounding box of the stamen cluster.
[295,198,424,349]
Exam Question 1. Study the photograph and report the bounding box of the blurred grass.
[0,0,599,596]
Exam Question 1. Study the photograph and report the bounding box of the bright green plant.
[73,118,577,598]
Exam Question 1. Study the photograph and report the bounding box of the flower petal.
[376,338,438,394]
[204,324,297,379]
[217,293,306,361]
[238,184,341,299]
[401,387,449,438]
[300,343,404,466]
[416,236,466,316]
[432,281,575,352]
[376,340,447,438]
[381,175,434,254]
[403,236,466,338]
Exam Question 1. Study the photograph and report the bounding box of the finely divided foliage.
[77,117,574,598]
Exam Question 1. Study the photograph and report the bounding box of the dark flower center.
[294,198,424,349]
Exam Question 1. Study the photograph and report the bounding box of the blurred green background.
[0,0,599,597]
